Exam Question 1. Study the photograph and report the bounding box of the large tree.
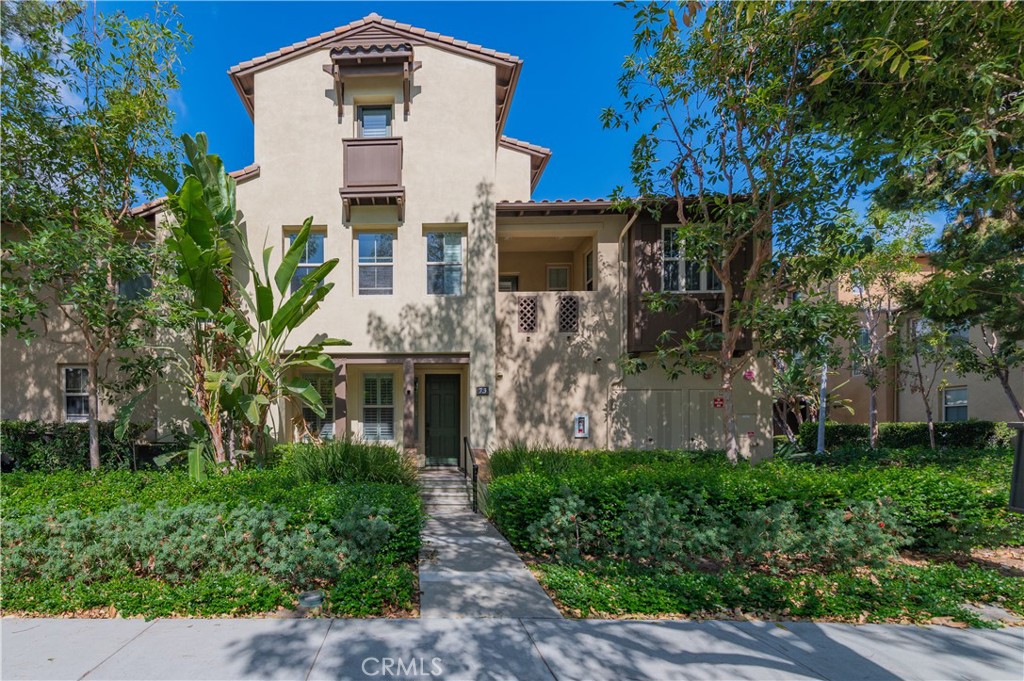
[605,2,855,462]
[801,0,1024,415]
[1,1,189,468]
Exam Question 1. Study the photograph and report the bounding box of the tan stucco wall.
[240,44,502,448]
[493,214,772,460]
[494,146,532,202]
[499,250,578,291]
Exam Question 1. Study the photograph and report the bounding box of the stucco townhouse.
[1,13,773,463]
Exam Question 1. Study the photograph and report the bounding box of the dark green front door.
[425,374,460,466]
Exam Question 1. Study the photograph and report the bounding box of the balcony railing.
[340,137,404,219]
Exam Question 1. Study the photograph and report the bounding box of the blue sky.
[106,1,638,201]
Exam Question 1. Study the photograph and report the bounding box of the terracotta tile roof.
[499,136,552,157]
[227,13,520,76]
[497,199,618,216]
[229,164,260,182]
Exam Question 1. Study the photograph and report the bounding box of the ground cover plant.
[1,442,421,618]
[487,444,1024,626]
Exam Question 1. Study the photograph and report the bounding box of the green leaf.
[898,60,909,79]
[809,70,834,87]
[905,39,930,52]
[275,217,313,294]
[114,390,150,440]
[255,283,273,323]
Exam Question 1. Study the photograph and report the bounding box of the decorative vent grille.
[558,295,580,334]
[518,296,538,333]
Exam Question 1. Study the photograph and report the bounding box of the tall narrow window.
[662,226,723,292]
[301,373,335,440]
[358,105,393,138]
[943,387,968,422]
[584,251,594,291]
[363,374,395,441]
[63,366,88,422]
[427,232,463,295]
[547,265,570,291]
[357,232,394,295]
[118,243,153,301]
[287,231,325,294]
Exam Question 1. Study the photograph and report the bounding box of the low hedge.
[487,452,1020,555]
[2,468,422,562]
[0,420,151,472]
[797,420,1013,452]
[1,468,423,617]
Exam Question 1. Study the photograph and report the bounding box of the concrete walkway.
[418,475,561,618]
[3,617,1021,680]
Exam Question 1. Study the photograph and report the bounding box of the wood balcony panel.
[340,137,404,220]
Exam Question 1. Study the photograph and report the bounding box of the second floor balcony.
[340,137,404,220]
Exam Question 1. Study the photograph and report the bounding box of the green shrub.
[797,420,1013,452]
[2,500,412,589]
[279,438,417,486]
[0,420,150,472]
[327,564,418,616]
[536,560,1024,624]
[526,488,596,562]
[487,450,1015,555]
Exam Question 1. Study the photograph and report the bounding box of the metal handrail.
[462,435,480,514]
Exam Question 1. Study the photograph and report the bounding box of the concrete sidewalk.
[3,617,1021,681]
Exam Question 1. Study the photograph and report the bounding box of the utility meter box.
[573,413,590,439]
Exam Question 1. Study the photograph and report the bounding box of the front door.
[425,374,460,466]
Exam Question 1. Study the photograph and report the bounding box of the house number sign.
[475,386,490,396]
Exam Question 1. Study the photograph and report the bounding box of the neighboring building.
[829,255,1023,426]
[1,14,773,461]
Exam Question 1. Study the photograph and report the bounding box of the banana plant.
[123,133,349,475]
[222,216,350,460]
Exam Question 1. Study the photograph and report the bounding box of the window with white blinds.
[357,232,394,295]
[426,232,463,295]
[301,373,335,440]
[358,105,393,138]
[363,373,395,441]
[287,231,325,294]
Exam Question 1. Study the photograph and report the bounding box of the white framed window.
[426,232,463,295]
[943,387,968,422]
[357,105,393,138]
[498,275,519,293]
[287,231,325,295]
[947,323,970,342]
[547,265,570,292]
[662,226,722,292]
[363,373,395,441]
[63,366,89,422]
[584,251,594,291]
[357,232,394,295]
[300,373,335,440]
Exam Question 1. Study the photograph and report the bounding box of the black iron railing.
[462,436,479,514]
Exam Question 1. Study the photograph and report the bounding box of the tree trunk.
[868,387,879,449]
[722,368,739,464]
[997,370,1024,421]
[816,361,828,454]
[924,400,936,450]
[87,356,101,470]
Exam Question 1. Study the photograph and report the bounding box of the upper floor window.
[547,265,570,292]
[358,105,393,138]
[662,226,722,292]
[287,231,325,295]
[357,232,394,295]
[427,232,463,296]
[943,387,968,422]
[63,366,88,422]
[117,242,153,301]
[584,251,594,292]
